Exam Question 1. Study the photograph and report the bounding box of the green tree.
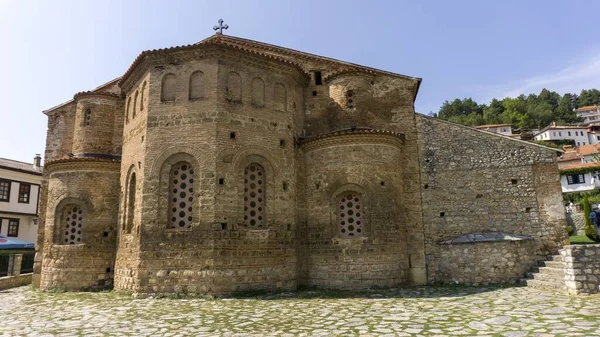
[438,98,483,120]
[556,93,582,123]
[578,89,600,107]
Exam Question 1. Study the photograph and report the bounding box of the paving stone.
[1,285,599,336]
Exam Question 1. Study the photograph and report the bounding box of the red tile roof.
[559,162,600,171]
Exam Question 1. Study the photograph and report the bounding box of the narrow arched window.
[133,91,138,118]
[274,83,287,111]
[168,162,194,229]
[161,73,177,102]
[140,81,146,111]
[84,108,92,127]
[189,71,205,100]
[125,97,131,123]
[125,173,136,233]
[62,205,83,244]
[346,91,355,109]
[226,71,242,102]
[338,192,363,237]
[244,163,265,228]
[251,77,265,107]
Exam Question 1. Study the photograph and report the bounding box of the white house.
[0,155,43,243]
[534,124,589,146]
[559,162,600,193]
[576,105,600,124]
[474,124,513,135]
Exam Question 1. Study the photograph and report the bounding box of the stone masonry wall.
[115,52,304,294]
[417,115,568,284]
[561,244,600,295]
[436,240,536,284]
[39,161,120,291]
[300,134,408,289]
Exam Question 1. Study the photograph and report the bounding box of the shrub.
[566,225,574,236]
[583,194,600,242]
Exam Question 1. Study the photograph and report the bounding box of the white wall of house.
[577,109,600,124]
[534,128,589,146]
[560,171,600,193]
[0,166,42,243]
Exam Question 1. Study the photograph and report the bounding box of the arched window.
[140,81,146,111]
[125,97,131,123]
[346,91,355,109]
[133,91,138,118]
[226,71,242,102]
[84,108,92,127]
[274,83,287,111]
[61,205,83,244]
[189,71,205,100]
[251,77,265,107]
[168,162,194,229]
[338,192,364,237]
[125,173,136,233]
[161,73,177,102]
[244,163,265,228]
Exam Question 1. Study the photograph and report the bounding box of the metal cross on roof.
[213,19,229,34]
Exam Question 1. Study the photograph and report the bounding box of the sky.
[1,0,599,163]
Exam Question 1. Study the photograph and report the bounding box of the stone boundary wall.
[561,244,600,295]
[0,274,32,291]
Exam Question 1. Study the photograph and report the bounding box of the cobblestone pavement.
[3,285,600,336]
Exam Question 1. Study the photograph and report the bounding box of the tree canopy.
[434,88,598,129]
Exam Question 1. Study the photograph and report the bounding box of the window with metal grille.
[84,108,92,127]
[346,91,355,108]
[7,219,19,237]
[244,163,265,228]
[18,183,30,203]
[338,192,364,237]
[566,174,585,185]
[0,180,10,202]
[168,162,194,229]
[62,205,83,244]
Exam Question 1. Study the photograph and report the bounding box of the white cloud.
[479,52,600,103]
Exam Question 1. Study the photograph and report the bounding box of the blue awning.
[0,235,34,249]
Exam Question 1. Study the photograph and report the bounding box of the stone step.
[538,260,565,269]
[525,279,567,292]
[532,271,565,283]
[536,266,565,275]
[546,255,563,262]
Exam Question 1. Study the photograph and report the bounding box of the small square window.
[7,219,19,237]
[18,183,30,203]
[0,180,10,202]
[230,131,236,139]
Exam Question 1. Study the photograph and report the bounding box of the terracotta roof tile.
[559,162,600,171]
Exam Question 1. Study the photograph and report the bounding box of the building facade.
[474,124,513,135]
[576,105,600,124]
[0,156,42,243]
[34,33,568,294]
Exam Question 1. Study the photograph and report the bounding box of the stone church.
[33,30,568,294]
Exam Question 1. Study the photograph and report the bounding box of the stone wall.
[561,244,600,295]
[436,236,536,284]
[417,115,568,284]
[39,161,120,291]
[299,132,408,289]
[0,274,32,291]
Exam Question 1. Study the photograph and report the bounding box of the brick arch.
[251,77,265,107]
[231,146,279,179]
[326,180,373,238]
[149,146,203,177]
[52,196,94,245]
[123,164,138,233]
[155,152,201,230]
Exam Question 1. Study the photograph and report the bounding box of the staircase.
[520,254,567,292]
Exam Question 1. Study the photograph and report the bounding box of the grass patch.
[569,235,597,244]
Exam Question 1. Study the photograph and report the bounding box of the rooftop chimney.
[33,154,42,168]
